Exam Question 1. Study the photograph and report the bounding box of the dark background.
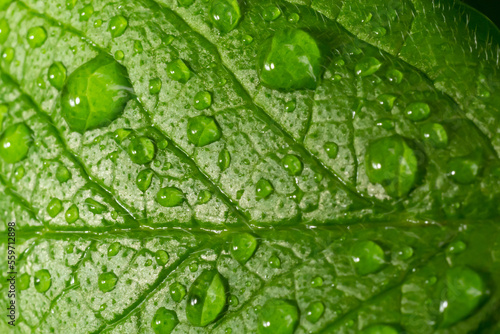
[463,0,500,28]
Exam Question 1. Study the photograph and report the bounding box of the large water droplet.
[282,154,303,176]
[405,102,431,122]
[258,29,321,91]
[186,270,228,327]
[269,255,281,268]
[47,198,63,218]
[48,62,67,90]
[78,4,94,21]
[155,250,169,266]
[262,5,281,21]
[421,123,448,148]
[355,57,381,76]
[98,272,118,293]
[258,299,299,334]
[305,301,324,323]
[447,152,482,184]
[27,26,47,48]
[169,282,186,302]
[167,59,191,83]
[151,307,178,334]
[365,136,418,198]
[136,168,154,192]
[109,15,128,38]
[0,18,10,44]
[256,178,274,199]
[61,55,132,133]
[2,47,14,63]
[194,91,212,110]
[187,115,222,147]
[209,0,241,33]
[440,266,486,328]
[128,136,156,164]
[0,123,33,163]
[65,204,79,223]
[34,269,51,293]
[231,233,257,264]
[351,240,385,275]
[156,187,184,207]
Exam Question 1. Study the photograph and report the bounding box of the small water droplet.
[186,270,227,326]
[263,5,281,21]
[56,165,71,183]
[386,68,403,83]
[0,19,10,44]
[167,59,191,83]
[156,187,184,207]
[258,299,299,334]
[109,15,128,38]
[446,241,467,255]
[128,136,156,164]
[256,178,274,199]
[229,295,239,307]
[287,13,300,23]
[151,307,179,334]
[197,190,212,204]
[149,78,162,95]
[282,154,303,176]
[2,47,14,62]
[305,301,324,323]
[405,102,430,121]
[447,152,482,184]
[231,233,258,264]
[47,198,63,218]
[209,0,241,33]
[324,142,338,159]
[187,115,222,146]
[269,255,281,268]
[351,240,385,275]
[242,34,253,45]
[65,204,79,224]
[78,4,94,21]
[47,62,67,90]
[136,168,154,192]
[155,250,169,266]
[377,94,397,111]
[0,123,33,164]
[194,91,212,110]
[94,19,103,28]
[355,57,382,77]
[13,166,25,180]
[34,269,52,293]
[284,100,296,113]
[18,273,30,291]
[218,148,231,171]
[421,122,448,148]
[169,282,186,302]
[114,50,124,60]
[310,276,323,287]
[108,242,121,257]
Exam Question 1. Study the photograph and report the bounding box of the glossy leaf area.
[0,0,500,333]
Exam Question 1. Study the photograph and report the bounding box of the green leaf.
[1,0,500,333]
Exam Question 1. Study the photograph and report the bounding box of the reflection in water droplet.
[65,204,79,224]
[310,276,323,287]
[13,166,25,180]
[197,190,212,204]
[108,242,121,257]
[287,13,300,23]
[218,148,231,171]
[78,4,94,21]
[269,255,281,268]
[149,78,162,95]
[282,154,303,176]
[324,142,338,159]
[285,100,296,113]
[243,35,253,45]
[136,168,154,192]
[128,136,156,164]
[155,250,169,266]
[258,299,299,334]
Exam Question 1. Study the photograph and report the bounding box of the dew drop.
[85,198,107,214]
[324,142,338,159]
[18,273,30,290]
[114,50,124,60]
[128,136,156,164]
[269,255,281,268]
[405,102,430,122]
[78,4,94,21]
[355,57,382,77]
[108,242,121,257]
[351,240,385,275]
[155,250,169,266]
[65,204,79,224]
[386,68,403,84]
[151,307,179,334]
[262,5,281,21]
[305,301,324,323]
[287,13,300,23]
[231,233,257,264]
[136,168,154,192]
[56,165,71,183]
[446,241,467,255]
[13,166,25,180]
[256,178,274,199]
[447,152,482,184]
[258,299,299,334]
[0,123,33,163]
[98,272,118,293]
[149,78,162,95]
[194,91,212,110]
[377,94,397,111]
[178,0,194,7]
[169,282,186,302]
[167,59,191,83]
[229,295,239,307]
[109,15,128,38]
[34,269,52,293]
[284,100,296,113]
[156,187,184,207]
[311,276,323,287]
[189,262,199,272]
[218,148,231,171]
[197,190,212,204]
[209,0,241,33]
[242,34,253,45]
[47,198,63,218]
[282,154,303,176]
[2,47,14,62]
[0,18,10,44]
[394,245,413,260]
[421,123,448,149]
[187,115,222,147]
[48,62,67,90]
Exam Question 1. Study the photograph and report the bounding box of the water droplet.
[310,276,323,287]
[47,62,67,90]
[18,273,30,290]
[178,0,195,7]
[394,245,413,260]
[231,233,257,264]
[56,165,71,183]
[405,102,430,122]
[446,241,467,255]
[365,136,418,198]
[351,240,385,275]
[0,123,33,163]
[258,299,299,334]
[61,55,132,133]
[155,250,169,266]
[134,40,143,53]
[13,166,25,180]
[377,94,397,111]
[258,29,321,90]
[186,270,228,326]
[447,152,482,184]
[242,34,253,44]
[269,255,281,268]
[114,50,124,60]
[421,123,448,149]
[440,266,486,327]
[85,198,107,214]
[169,282,186,302]
[167,59,191,83]
[375,118,395,130]
[110,210,118,219]
[47,198,63,218]
[145,259,153,266]
[152,307,179,334]
[324,142,338,159]
[136,169,154,192]
[263,5,281,21]
[284,100,296,113]
[0,18,10,44]
[156,187,184,207]
[34,269,51,293]
[65,204,79,224]
[209,0,241,33]
[386,68,403,83]
[355,57,382,76]
[94,19,103,28]
[197,190,212,204]
[194,91,212,110]
[108,242,121,257]
[190,262,199,272]
[187,115,222,147]
[2,47,14,62]
[256,178,274,199]
[99,303,107,311]
[218,148,231,171]
[128,136,156,164]
[287,13,300,23]
[282,154,302,176]
[360,325,399,334]
[98,272,118,293]
[305,301,324,323]
[149,78,162,95]
[229,295,239,306]
[109,15,128,38]
[78,4,94,21]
